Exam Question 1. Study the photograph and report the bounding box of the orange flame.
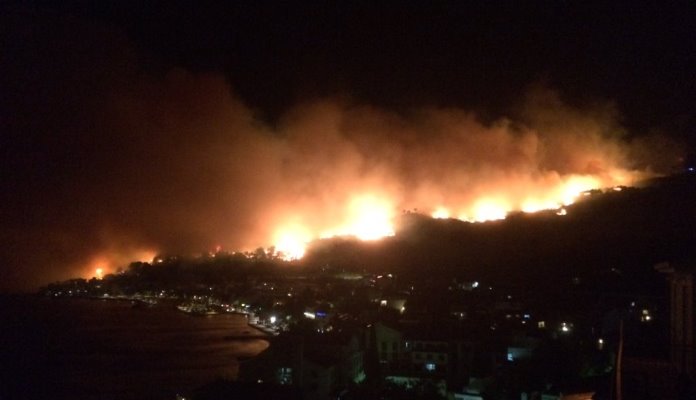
[83,249,158,279]
[269,172,635,256]
[322,194,395,240]
[273,224,312,260]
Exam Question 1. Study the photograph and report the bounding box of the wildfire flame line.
[271,173,631,261]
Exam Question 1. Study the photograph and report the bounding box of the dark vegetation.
[305,173,696,294]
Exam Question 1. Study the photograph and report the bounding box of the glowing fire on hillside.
[270,171,635,260]
[74,86,672,274]
[83,249,158,280]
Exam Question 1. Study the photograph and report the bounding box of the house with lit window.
[239,329,364,399]
[371,321,405,373]
[368,320,478,391]
[407,336,450,376]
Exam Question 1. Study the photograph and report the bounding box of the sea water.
[0,296,269,400]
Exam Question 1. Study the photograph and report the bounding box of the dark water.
[0,296,269,400]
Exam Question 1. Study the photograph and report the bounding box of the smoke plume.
[0,10,679,290]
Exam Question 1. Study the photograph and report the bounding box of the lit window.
[277,367,293,385]
[560,322,572,333]
[425,363,436,371]
[507,353,514,362]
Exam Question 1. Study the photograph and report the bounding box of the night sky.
[2,2,695,291]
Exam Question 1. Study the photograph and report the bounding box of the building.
[239,330,364,399]
[369,320,478,390]
[656,262,695,377]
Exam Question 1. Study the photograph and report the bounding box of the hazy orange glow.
[516,175,602,213]
[83,249,158,279]
[559,175,601,205]
[334,195,396,240]
[462,199,511,222]
[240,94,657,264]
[67,86,665,275]
[521,200,561,213]
[432,207,451,219]
[267,171,633,256]
[273,224,312,260]
[268,194,397,259]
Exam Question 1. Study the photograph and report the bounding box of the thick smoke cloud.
[1,10,679,291]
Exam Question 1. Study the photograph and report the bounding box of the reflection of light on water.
[28,299,269,395]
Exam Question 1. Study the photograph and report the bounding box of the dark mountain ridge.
[304,172,696,295]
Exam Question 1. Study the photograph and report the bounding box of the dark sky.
[8,1,694,132]
[1,1,695,291]
[116,2,695,133]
